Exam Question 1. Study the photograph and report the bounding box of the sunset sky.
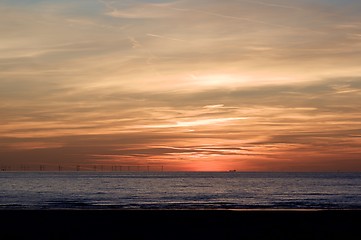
[1,0,361,171]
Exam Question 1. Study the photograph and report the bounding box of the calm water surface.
[0,172,360,209]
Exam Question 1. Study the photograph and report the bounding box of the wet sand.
[0,210,360,239]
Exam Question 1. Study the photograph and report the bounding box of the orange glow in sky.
[0,0,361,171]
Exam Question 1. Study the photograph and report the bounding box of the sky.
[0,0,361,171]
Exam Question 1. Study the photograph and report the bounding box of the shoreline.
[1,207,361,211]
[1,209,360,239]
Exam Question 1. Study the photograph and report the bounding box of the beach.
[1,210,360,239]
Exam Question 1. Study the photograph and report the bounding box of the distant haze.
[0,0,361,171]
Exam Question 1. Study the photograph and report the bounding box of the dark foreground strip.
[0,210,360,239]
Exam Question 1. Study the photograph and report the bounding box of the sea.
[0,172,360,210]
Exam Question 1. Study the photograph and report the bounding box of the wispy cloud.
[240,0,305,11]
[100,0,176,19]
[147,33,187,42]
[168,6,292,29]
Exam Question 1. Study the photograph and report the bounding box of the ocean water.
[0,172,360,209]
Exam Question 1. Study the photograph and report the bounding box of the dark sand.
[0,210,360,239]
